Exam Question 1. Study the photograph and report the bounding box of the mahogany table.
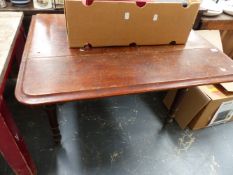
[0,12,36,175]
[15,14,233,144]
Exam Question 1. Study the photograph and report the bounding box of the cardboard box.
[163,85,233,130]
[64,0,200,47]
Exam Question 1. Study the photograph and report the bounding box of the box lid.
[219,82,233,92]
[200,85,233,100]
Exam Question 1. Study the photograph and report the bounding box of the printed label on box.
[208,100,233,126]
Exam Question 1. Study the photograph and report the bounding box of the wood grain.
[201,13,233,30]
[15,14,233,105]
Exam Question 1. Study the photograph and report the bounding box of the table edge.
[15,74,233,105]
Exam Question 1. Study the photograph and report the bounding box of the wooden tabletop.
[201,13,233,30]
[0,12,23,86]
[15,14,233,105]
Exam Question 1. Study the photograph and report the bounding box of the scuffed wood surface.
[0,12,23,84]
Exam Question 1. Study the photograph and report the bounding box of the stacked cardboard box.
[164,85,233,130]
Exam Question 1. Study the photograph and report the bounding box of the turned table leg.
[0,96,36,175]
[44,105,61,145]
[165,88,189,125]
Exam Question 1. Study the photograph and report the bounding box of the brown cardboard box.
[64,0,200,47]
[163,85,233,130]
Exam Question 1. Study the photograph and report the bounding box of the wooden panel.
[15,14,233,105]
[23,48,233,96]
[201,13,233,30]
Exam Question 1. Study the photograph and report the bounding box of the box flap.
[199,85,228,100]
[219,82,233,92]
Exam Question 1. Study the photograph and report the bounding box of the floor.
[1,82,233,175]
